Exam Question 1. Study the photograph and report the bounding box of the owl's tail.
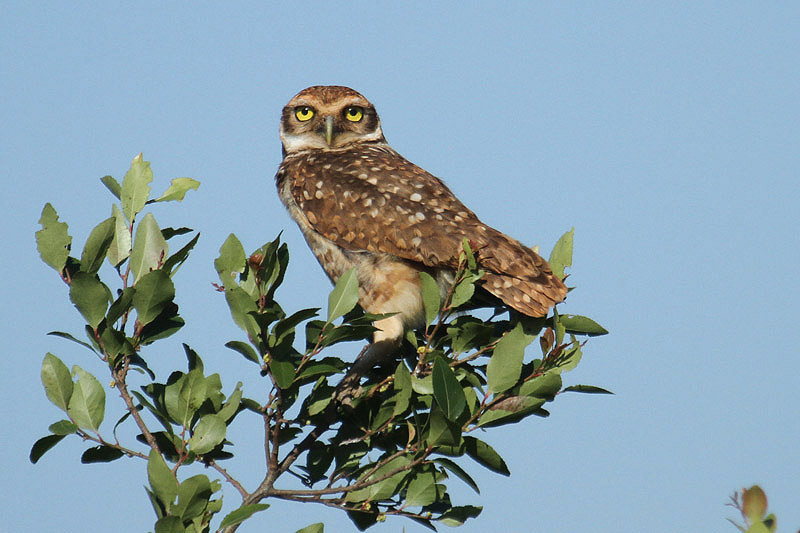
[475,232,568,317]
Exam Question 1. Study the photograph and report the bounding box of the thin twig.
[75,428,148,459]
[268,491,435,522]
[208,460,248,500]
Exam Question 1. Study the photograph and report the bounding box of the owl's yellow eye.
[295,106,315,122]
[344,106,364,122]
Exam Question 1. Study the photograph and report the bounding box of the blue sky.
[2,3,798,532]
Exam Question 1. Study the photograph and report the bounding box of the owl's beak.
[324,115,334,146]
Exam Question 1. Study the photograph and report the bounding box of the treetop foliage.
[33,154,609,532]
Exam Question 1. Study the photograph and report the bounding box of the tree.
[32,154,609,532]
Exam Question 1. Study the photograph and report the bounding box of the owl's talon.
[333,368,367,408]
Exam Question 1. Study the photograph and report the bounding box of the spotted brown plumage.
[275,86,567,385]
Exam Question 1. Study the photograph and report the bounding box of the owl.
[276,86,567,389]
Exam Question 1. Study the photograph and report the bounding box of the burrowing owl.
[276,86,567,373]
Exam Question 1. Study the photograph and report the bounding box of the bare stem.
[209,460,248,500]
[112,358,160,454]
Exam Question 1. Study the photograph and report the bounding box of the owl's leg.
[333,257,425,405]
[333,314,405,405]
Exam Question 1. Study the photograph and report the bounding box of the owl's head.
[280,86,386,155]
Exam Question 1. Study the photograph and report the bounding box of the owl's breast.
[277,165,351,282]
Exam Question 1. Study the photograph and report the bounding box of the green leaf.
[67,366,105,431]
[106,287,135,326]
[79,217,115,275]
[120,153,153,222]
[107,203,132,267]
[405,470,438,507]
[48,419,78,435]
[305,442,334,483]
[224,341,260,364]
[273,308,319,345]
[148,449,178,508]
[36,203,72,273]
[477,396,546,427]
[154,177,200,202]
[130,212,169,283]
[144,485,163,519]
[556,339,582,373]
[562,384,614,395]
[559,314,608,336]
[345,455,411,502]
[487,323,530,394]
[419,271,441,326]
[173,474,213,521]
[315,322,375,348]
[217,383,243,423]
[269,241,290,296]
[138,303,184,345]
[432,358,466,421]
[100,175,121,199]
[449,317,494,355]
[188,414,226,454]
[346,510,379,531]
[295,523,324,533]
[295,357,347,382]
[305,384,334,416]
[463,436,509,476]
[555,316,566,345]
[218,504,271,529]
[392,363,413,417]
[186,342,207,372]
[47,330,97,353]
[103,326,134,361]
[224,287,260,341]
[69,272,111,328]
[449,273,477,309]
[29,434,66,463]
[154,516,184,533]
[548,227,574,279]
[519,372,562,400]
[161,226,193,240]
[132,390,173,435]
[327,268,359,323]
[81,445,124,463]
[427,406,462,446]
[438,505,482,527]
[206,497,225,520]
[162,232,199,276]
[103,329,137,365]
[411,374,434,395]
[433,457,480,494]
[164,370,207,427]
[461,237,477,270]
[133,270,175,326]
[214,233,246,289]
[41,353,73,412]
[269,355,296,389]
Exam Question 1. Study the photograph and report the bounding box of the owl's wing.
[279,144,566,315]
